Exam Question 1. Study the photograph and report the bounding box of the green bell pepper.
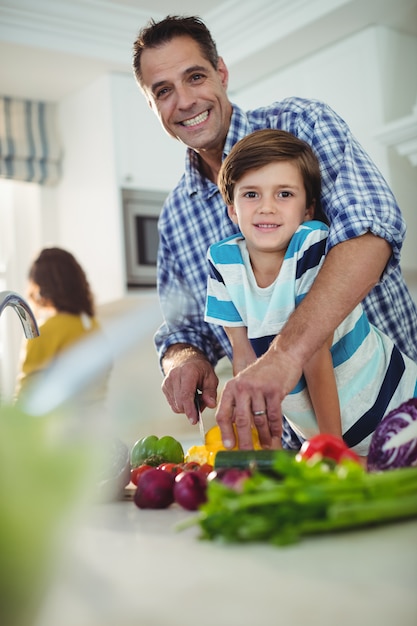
[130,435,184,468]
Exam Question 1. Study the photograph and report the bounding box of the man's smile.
[181,110,209,127]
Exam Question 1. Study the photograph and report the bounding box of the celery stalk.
[188,455,417,545]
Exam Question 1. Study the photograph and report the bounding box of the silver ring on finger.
[253,410,267,416]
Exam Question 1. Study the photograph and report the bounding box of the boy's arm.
[224,327,257,376]
[304,335,367,466]
[303,335,342,438]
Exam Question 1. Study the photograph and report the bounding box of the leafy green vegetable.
[181,451,417,546]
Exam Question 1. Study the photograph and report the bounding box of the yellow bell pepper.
[185,425,262,465]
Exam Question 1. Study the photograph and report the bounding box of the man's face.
[140,36,233,154]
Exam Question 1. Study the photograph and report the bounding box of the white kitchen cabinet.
[57,72,185,304]
[110,72,185,190]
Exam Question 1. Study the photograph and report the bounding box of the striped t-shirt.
[205,220,417,455]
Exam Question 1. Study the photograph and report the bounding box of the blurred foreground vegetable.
[179,450,417,546]
[0,405,94,626]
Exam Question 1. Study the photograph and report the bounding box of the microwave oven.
[122,188,167,288]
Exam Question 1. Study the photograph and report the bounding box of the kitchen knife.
[194,391,206,444]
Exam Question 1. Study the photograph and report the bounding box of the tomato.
[297,434,361,464]
[198,463,214,477]
[158,462,183,476]
[183,461,201,470]
[130,464,153,486]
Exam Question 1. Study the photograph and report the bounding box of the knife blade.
[194,391,206,444]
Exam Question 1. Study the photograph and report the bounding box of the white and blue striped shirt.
[205,221,417,454]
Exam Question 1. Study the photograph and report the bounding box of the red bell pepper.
[297,433,360,464]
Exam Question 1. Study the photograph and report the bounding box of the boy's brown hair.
[218,129,327,223]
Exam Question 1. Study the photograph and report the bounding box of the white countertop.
[36,491,417,626]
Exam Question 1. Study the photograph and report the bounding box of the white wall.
[56,73,185,305]
[57,75,124,305]
[0,180,52,401]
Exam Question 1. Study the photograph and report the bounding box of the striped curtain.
[0,96,62,185]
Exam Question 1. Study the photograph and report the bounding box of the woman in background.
[15,247,109,408]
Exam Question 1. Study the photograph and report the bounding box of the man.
[133,15,417,451]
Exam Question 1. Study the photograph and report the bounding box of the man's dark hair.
[133,15,219,86]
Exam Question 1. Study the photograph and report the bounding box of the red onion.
[173,470,207,510]
[134,467,175,509]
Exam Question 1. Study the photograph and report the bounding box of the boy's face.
[227,161,315,257]
[140,35,232,153]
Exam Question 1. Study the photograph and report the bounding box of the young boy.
[205,129,417,459]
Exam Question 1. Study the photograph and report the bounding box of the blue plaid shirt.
[155,97,417,367]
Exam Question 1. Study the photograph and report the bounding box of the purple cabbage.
[367,398,417,472]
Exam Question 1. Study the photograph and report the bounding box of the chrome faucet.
[0,291,39,338]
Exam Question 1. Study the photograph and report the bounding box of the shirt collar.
[223,104,253,157]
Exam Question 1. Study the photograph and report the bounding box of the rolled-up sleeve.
[294,101,406,276]
[154,193,230,368]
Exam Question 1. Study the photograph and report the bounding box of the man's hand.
[216,336,302,450]
[161,343,218,424]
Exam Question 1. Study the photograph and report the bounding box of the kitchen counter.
[36,491,417,626]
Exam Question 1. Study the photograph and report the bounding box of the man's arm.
[216,232,392,450]
[161,343,219,424]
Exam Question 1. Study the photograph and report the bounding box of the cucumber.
[214,450,282,472]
